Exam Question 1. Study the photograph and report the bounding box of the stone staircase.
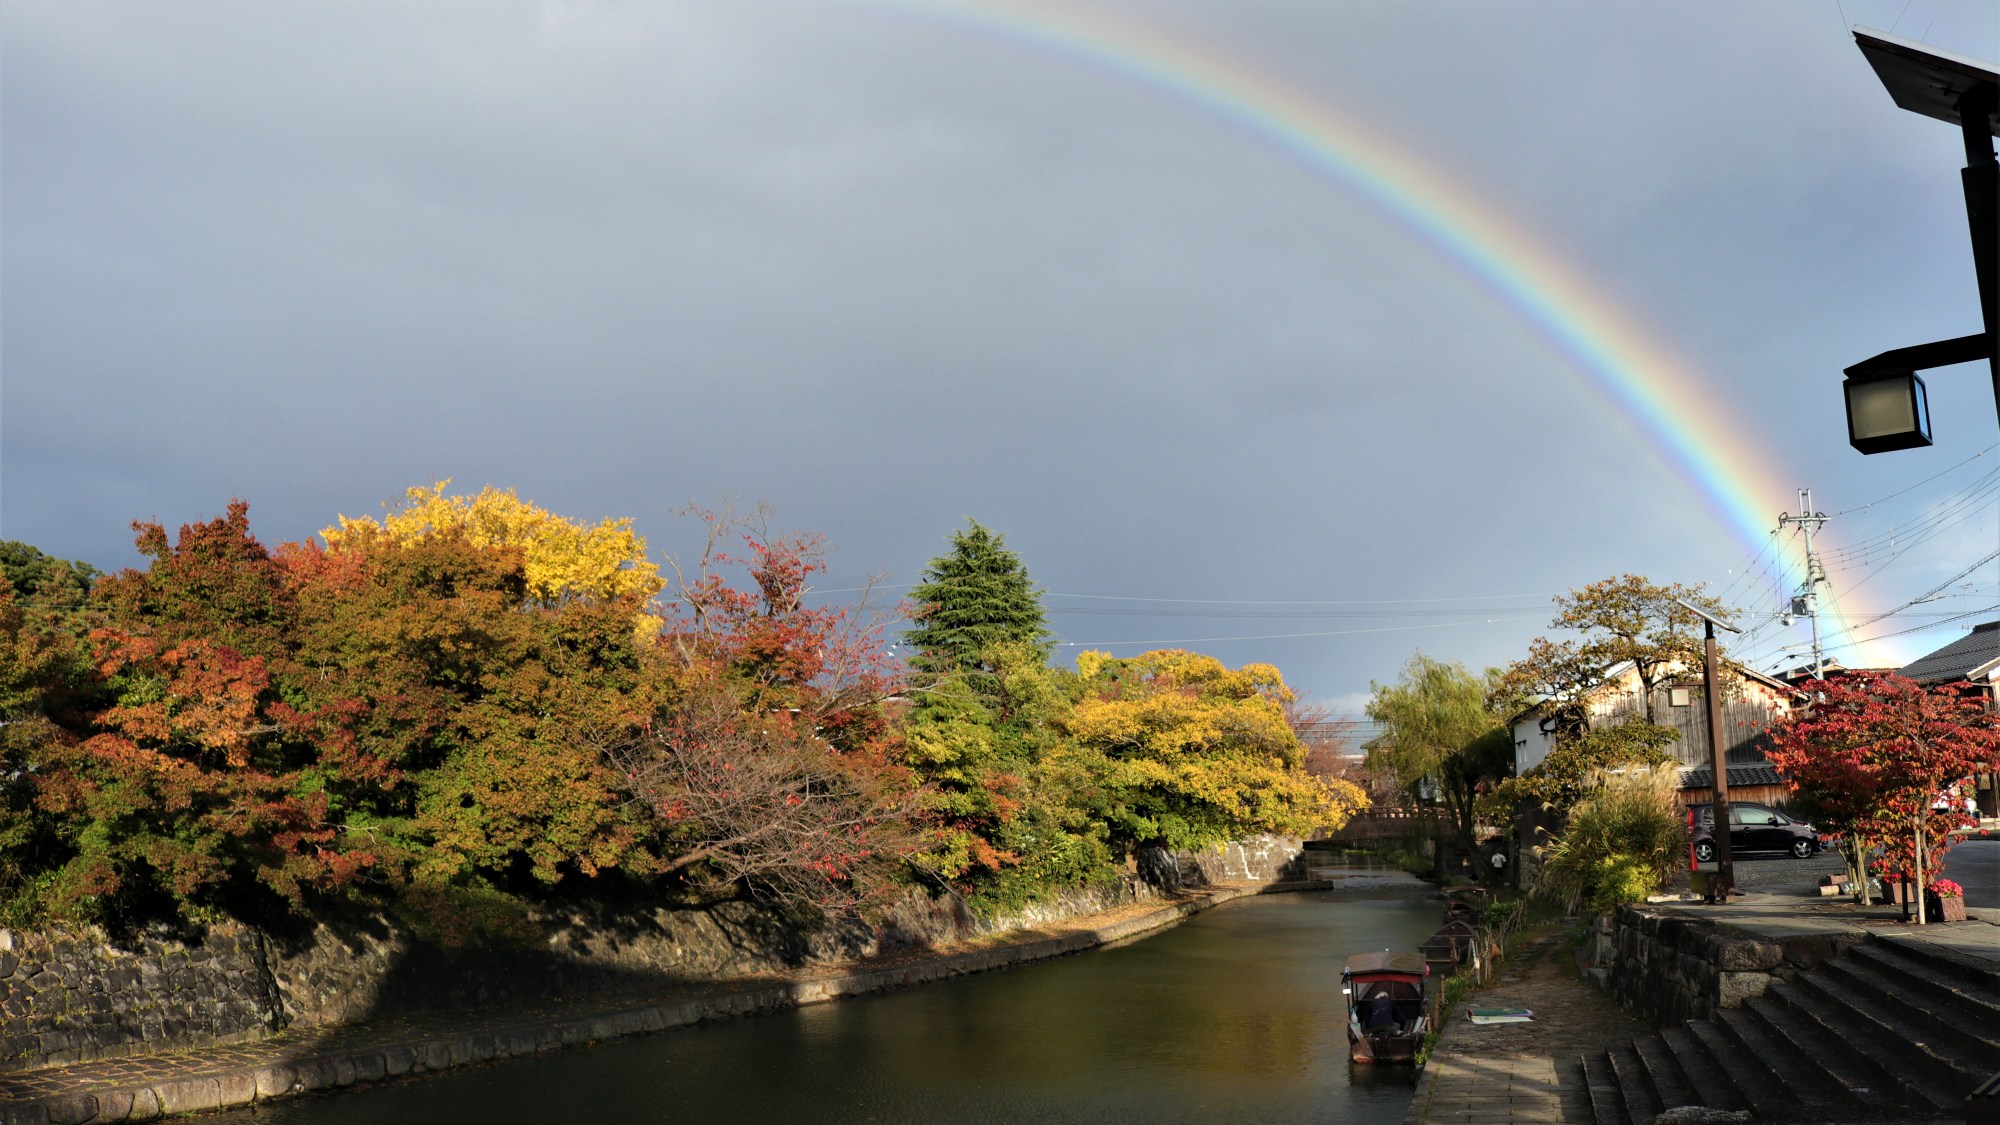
[1579,933,2000,1123]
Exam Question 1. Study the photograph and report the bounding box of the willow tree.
[1367,652,1513,885]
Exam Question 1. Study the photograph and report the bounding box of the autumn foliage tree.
[1769,671,2000,919]
[16,497,664,932]
[1066,649,1366,854]
[0,574,92,919]
[30,504,386,928]
[1496,575,1732,739]
[0,492,1373,934]
[897,643,1121,910]
[611,508,917,915]
[325,480,662,605]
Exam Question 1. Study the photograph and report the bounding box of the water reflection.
[217,891,1440,1124]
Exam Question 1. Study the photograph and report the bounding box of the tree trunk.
[1447,788,1495,887]
[1914,809,1928,925]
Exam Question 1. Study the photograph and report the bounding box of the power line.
[1713,528,1782,606]
[1822,466,2000,566]
[1042,590,1557,606]
[1843,547,2000,632]
[1050,615,1543,648]
[1044,605,1566,619]
[1779,604,2000,656]
[1830,441,1998,515]
[815,584,1561,608]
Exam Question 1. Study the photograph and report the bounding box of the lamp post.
[1842,28,1997,453]
[1677,599,1742,902]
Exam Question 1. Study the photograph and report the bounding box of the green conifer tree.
[905,521,1051,677]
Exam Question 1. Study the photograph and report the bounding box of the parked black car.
[1688,802,1823,862]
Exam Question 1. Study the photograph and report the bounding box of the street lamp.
[1844,369,1931,453]
[1842,28,1998,454]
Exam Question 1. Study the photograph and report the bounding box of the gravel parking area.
[1677,849,1849,895]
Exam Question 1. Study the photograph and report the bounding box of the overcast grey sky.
[5,0,1997,713]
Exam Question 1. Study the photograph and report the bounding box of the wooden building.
[1510,659,1802,808]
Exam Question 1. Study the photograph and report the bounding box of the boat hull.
[1348,1031,1420,1064]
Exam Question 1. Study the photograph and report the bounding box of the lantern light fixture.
[1843,370,1933,454]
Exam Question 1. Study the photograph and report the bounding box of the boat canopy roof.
[1342,951,1428,978]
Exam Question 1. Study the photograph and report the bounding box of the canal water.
[220,889,1443,1124]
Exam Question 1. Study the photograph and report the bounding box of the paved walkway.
[1406,854,1998,1125]
[1404,924,1651,1125]
[0,879,1373,1125]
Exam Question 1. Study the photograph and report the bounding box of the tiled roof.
[1899,621,2000,684]
[1677,764,1784,789]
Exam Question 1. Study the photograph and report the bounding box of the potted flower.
[1926,879,1967,923]
[1878,871,1916,905]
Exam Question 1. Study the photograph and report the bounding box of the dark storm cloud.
[5,0,1995,704]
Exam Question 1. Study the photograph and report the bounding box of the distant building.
[1899,620,2000,691]
[1509,659,1800,808]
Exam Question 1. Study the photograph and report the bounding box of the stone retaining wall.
[4,881,1298,1125]
[0,928,281,1072]
[1,836,1304,1074]
[1584,905,1863,1022]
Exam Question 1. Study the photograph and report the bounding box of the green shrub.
[1585,854,1657,915]
[1539,765,1686,916]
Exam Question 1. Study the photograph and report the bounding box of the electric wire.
[1780,603,2000,656]
[1842,548,2000,632]
[1822,466,2000,566]
[1049,615,1543,648]
[1830,441,1998,515]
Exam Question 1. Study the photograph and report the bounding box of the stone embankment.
[1,834,1314,1077]
[0,836,1382,1123]
[1582,905,1864,1022]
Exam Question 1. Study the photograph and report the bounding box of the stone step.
[1789,970,1993,1100]
[1713,1004,1840,1110]
[1823,947,2000,1066]
[1581,1051,1628,1125]
[1659,1023,1750,1113]
[1874,934,2000,996]
[1740,994,1900,1110]
[1685,1016,1796,1118]
[1631,1031,1699,1113]
[1605,1041,1662,1125]
[1844,941,2000,1025]
[1763,981,1957,1112]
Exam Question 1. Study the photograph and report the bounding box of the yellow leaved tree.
[1065,649,1367,852]
[324,481,663,605]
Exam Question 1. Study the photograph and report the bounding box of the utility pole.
[1678,600,1744,903]
[1779,489,1830,679]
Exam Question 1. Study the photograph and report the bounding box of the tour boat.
[1341,951,1430,1064]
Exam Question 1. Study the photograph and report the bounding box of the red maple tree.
[1769,671,2000,920]
[613,508,917,914]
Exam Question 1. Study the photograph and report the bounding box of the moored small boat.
[1341,951,1429,1064]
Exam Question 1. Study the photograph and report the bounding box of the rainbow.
[866,0,1870,660]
